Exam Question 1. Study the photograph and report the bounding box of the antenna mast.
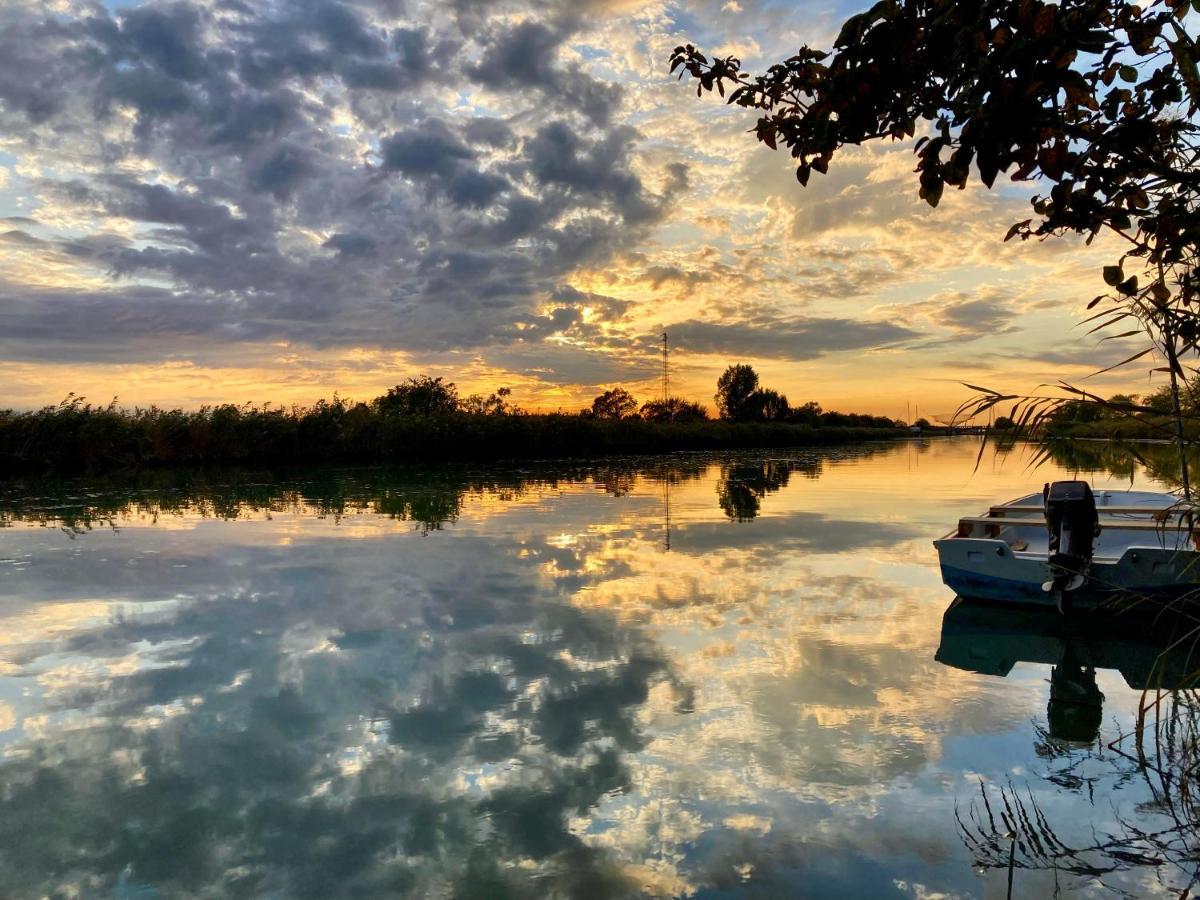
[661,332,669,403]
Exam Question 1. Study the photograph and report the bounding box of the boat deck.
[944,490,1196,560]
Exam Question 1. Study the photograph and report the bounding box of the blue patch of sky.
[0,154,27,219]
[576,45,610,62]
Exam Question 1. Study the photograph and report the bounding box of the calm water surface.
[0,438,1194,898]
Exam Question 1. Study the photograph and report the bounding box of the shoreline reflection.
[940,595,1200,893]
[4,439,1196,897]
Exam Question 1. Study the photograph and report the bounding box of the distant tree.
[1146,377,1200,415]
[462,387,519,415]
[1146,384,1176,414]
[913,417,933,429]
[1046,401,1103,427]
[993,416,1015,430]
[640,397,709,423]
[715,364,760,421]
[788,401,822,423]
[749,388,790,422]
[590,387,639,420]
[375,376,459,417]
[1101,394,1142,420]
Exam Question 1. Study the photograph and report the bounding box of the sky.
[0,0,1153,420]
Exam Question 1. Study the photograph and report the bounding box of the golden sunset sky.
[0,0,1152,421]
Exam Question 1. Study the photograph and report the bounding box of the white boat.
[934,481,1200,608]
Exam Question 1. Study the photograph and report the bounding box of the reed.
[0,395,907,475]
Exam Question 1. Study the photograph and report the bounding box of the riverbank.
[0,402,909,474]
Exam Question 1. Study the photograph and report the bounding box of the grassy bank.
[0,398,908,474]
[1044,418,1200,441]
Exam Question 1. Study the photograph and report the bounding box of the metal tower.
[661,332,669,403]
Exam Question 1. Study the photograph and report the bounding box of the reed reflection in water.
[0,438,1196,897]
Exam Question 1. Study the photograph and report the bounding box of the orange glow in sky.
[0,1,1156,421]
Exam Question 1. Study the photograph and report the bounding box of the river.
[0,437,1194,898]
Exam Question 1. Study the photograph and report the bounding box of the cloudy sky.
[0,0,1146,418]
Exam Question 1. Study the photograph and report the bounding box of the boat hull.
[935,536,1200,607]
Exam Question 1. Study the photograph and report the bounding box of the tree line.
[0,367,903,473]
[992,376,1200,440]
[584,364,898,428]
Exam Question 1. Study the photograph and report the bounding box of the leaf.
[1117,275,1139,296]
[919,173,944,208]
[1004,219,1032,242]
[1103,265,1123,286]
[1119,64,1139,83]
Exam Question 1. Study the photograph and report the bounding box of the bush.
[0,396,908,475]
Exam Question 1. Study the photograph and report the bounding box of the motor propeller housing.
[1043,480,1101,599]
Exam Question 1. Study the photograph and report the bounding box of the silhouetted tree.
[788,401,823,426]
[1045,401,1102,427]
[671,3,1198,258]
[749,388,790,422]
[714,364,760,421]
[462,387,519,416]
[375,376,459,417]
[589,388,638,420]
[640,397,708,423]
[672,2,1200,459]
[715,366,793,422]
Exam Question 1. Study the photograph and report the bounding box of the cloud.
[468,19,623,124]
[0,0,695,382]
[382,122,477,178]
[667,315,921,361]
[875,288,1020,345]
[0,0,1132,413]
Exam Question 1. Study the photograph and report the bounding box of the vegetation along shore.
[0,366,910,474]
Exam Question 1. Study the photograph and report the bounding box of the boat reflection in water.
[937,595,1198,743]
[938,594,1200,892]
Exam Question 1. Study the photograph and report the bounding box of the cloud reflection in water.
[0,440,1189,897]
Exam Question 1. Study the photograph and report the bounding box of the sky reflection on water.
[0,439,1192,898]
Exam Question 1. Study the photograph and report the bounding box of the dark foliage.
[639,397,708,423]
[375,376,460,417]
[675,1,1200,475]
[671,0,1199,259]
[714,364,760,421]
[716,460,792,521]
[713,365,800,423]
[588,387,639,420]
[0,394,906,475]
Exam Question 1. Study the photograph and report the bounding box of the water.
[0,438,1195,898]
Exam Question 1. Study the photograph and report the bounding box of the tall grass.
[0,395,908,474]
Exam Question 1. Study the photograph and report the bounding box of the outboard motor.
[1043,481,1101,607]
